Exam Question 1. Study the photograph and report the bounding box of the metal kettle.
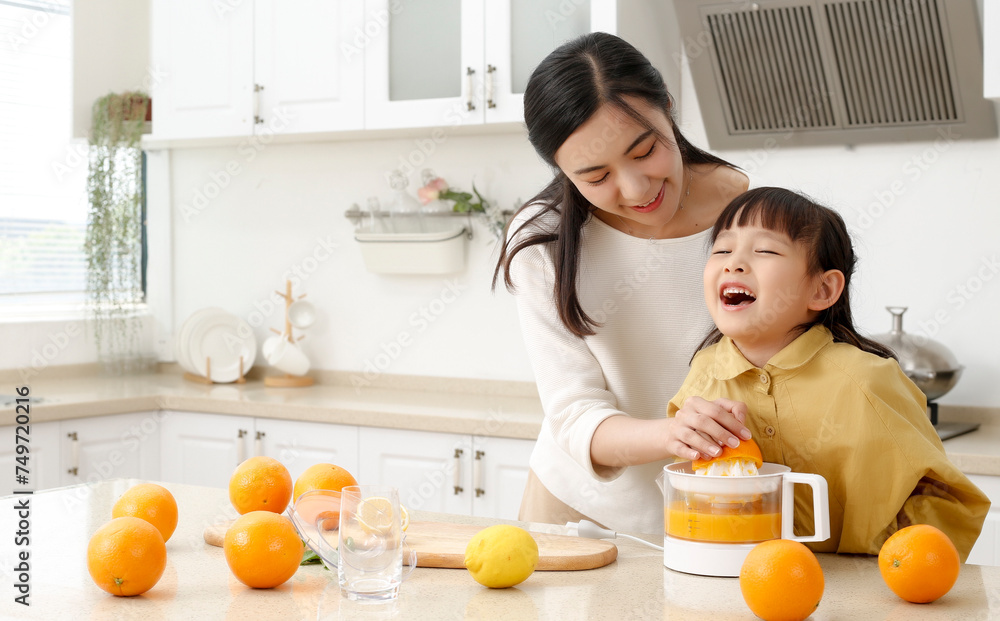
[872,307,964,401]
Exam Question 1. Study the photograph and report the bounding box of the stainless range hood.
[672,0,997,148]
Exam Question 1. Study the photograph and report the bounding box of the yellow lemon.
[464,524,539,588]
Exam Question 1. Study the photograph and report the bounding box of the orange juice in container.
[657,440,830,577]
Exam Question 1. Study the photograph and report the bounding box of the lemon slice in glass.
[356,497,410,533]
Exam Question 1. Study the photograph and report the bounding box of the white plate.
[186,312,257,383]
[176,307,228,374]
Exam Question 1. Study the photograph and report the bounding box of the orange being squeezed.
[665,500,780,543]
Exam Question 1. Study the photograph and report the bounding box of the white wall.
[166,131,550,385]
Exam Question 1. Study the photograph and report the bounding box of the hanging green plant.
[83,92,149,373]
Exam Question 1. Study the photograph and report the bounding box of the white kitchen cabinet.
[362,0,613,129]
[967,474,1000,567]
[0,420,60,496]
[358,426,533,519]
[159,411,255,488]
[150,0,254,139]
[60,412,162,487]
[358,426,470,515]
[470,435,535,520]
[252,418,359,485]
[150,0,364,140]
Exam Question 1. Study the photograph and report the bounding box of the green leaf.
[301,548,325,566]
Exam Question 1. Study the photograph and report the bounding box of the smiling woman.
[491,32,752,535]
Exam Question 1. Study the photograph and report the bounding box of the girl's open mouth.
[628,182,665,213]
[720,285,757,308]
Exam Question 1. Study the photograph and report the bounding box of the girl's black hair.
[491,32,735,337]
[695,187,896,359]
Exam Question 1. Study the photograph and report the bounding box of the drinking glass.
[336,485,415,601]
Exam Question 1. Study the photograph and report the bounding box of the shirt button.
[759,373,769,384]
[765,425,776,437]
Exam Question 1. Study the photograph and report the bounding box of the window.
[0,0,145,316]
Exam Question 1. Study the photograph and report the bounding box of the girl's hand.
[667,397,751,461]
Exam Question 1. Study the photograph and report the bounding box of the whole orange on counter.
[229,456,293,514]
[112,483,178,542]
[293,463,357,502]
[879,524,959,603]
[740,539,824,621]
[224,511,303,589]
[87,516,167,596]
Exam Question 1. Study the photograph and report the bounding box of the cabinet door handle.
[486,64,497,109]
[474,450,485,497]
[237,429,248,464]
[452,448,464,495]
[465,67,477,111]
[67,432,79,476]
[255,431,265,457]
[254,83,265,124]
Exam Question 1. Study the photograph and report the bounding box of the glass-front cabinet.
[363,0,615,129]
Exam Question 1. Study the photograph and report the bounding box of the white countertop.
[3,479,999,620]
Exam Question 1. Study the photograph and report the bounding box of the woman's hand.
[667,397,751,462]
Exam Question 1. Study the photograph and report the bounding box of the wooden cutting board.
[204,520,617,571]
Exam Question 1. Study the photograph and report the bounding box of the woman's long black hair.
[695,187,896,359]
[491,32,735,337]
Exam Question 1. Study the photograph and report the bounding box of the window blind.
[0,0,88,310]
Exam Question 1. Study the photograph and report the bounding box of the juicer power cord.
[568,519,664,551]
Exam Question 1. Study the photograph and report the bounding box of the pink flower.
[417,177,448,204]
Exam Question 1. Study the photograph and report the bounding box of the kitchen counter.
[6,366,1000,475]
[4,366,546,440]
[2,479,999,620]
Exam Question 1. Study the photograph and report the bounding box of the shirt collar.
[708,325,834,380]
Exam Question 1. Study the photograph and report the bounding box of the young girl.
[667,187,989,560]
[494,33,751,534]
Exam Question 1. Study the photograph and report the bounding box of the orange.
[224,511,303,589]
[740,539,824,621]
[293,463,357,503]
[87,516,167,596]
[112,483,179,542]
[693,437,763,471]
[229,456,293,515]
[879,524,960,603]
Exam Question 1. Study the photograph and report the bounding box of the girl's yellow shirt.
[668,325,990,561]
